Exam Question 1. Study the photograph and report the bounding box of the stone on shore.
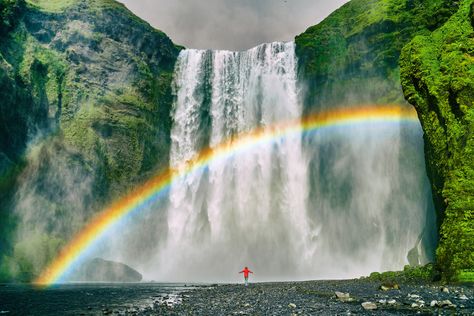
[68,258,142,282]
[361,302,377,310]
[335,291,354,302]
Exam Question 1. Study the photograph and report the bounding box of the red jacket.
[239,267,253,278]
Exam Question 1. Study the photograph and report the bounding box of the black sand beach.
[0,280,472,315]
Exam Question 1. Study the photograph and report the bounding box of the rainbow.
[35,105,419,286]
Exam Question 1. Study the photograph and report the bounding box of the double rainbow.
[35,105,419,286]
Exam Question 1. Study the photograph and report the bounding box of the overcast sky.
[118,0,349,50]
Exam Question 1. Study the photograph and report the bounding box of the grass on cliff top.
[26,0,75,12]
[26,0,127,12]
[25,0,169,39]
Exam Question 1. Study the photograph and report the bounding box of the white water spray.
[149,42,313,282]
[134,42,435,282]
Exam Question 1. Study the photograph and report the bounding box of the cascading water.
[151,42,315,282]
[131,42,436,282]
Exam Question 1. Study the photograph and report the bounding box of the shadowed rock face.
[70,258,142,282]
[400,0,474,281]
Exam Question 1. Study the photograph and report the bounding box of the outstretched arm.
[249,270,253,274]
[239,270,243,273]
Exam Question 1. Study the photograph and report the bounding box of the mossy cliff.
[295,0,459,111]
[295,0,473,281]
[400,0,474,282]
[0,0,180,281]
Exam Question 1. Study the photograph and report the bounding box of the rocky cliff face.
[0,0,180,281]
[400,0,474,281]
[295,0,459,112]
[295,0,472,281]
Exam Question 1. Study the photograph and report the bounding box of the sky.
[118,0,349,51]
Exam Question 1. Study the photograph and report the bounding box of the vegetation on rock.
[400,0,474,282]
[295,0,460,111]
[296,0,473,282]
[0,0,180,281]
[367,264,435,284]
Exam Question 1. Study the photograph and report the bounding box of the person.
[239,266,253,286]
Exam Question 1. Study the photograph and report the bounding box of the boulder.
[69,258,142,282]
[361,302,377,310]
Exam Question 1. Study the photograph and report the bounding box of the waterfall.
[133,42,435,282]
[150,42,315,282]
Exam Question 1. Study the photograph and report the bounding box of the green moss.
[400,0,474,281]
[295,0,460,110]
[2,233,64,281]
[0,0,25,36]
[457,270,474,283]
[367,264,435,283]
[26,0,74,12]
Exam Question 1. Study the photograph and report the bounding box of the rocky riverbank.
[0,280,472,315]
[152,280,473,315]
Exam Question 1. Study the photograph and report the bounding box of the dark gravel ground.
[0,280,472,315]
[159,280,474,315]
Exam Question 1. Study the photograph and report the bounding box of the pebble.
[459,294,469,300]
[335,291,349,299]
[288,303,297,309]
[380,283,400,291]
[388,299,397,305]
[430,300,438,307]
[441,287,450,293]
[378,299,387,305]
[335,291,354,302]
[361,302,377,310]
[439,300,456,308]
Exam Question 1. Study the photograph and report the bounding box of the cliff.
[295,0,459,111]
[400,0,474,281]
[295,0,473,281]
[0,0,180,281]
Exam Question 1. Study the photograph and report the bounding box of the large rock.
[69,258,142,282]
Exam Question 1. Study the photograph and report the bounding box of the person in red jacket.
[239,266,253,286]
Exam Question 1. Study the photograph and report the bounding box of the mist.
[86,43,436,283]
[7,137,98,280]
[118,0,349,50]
